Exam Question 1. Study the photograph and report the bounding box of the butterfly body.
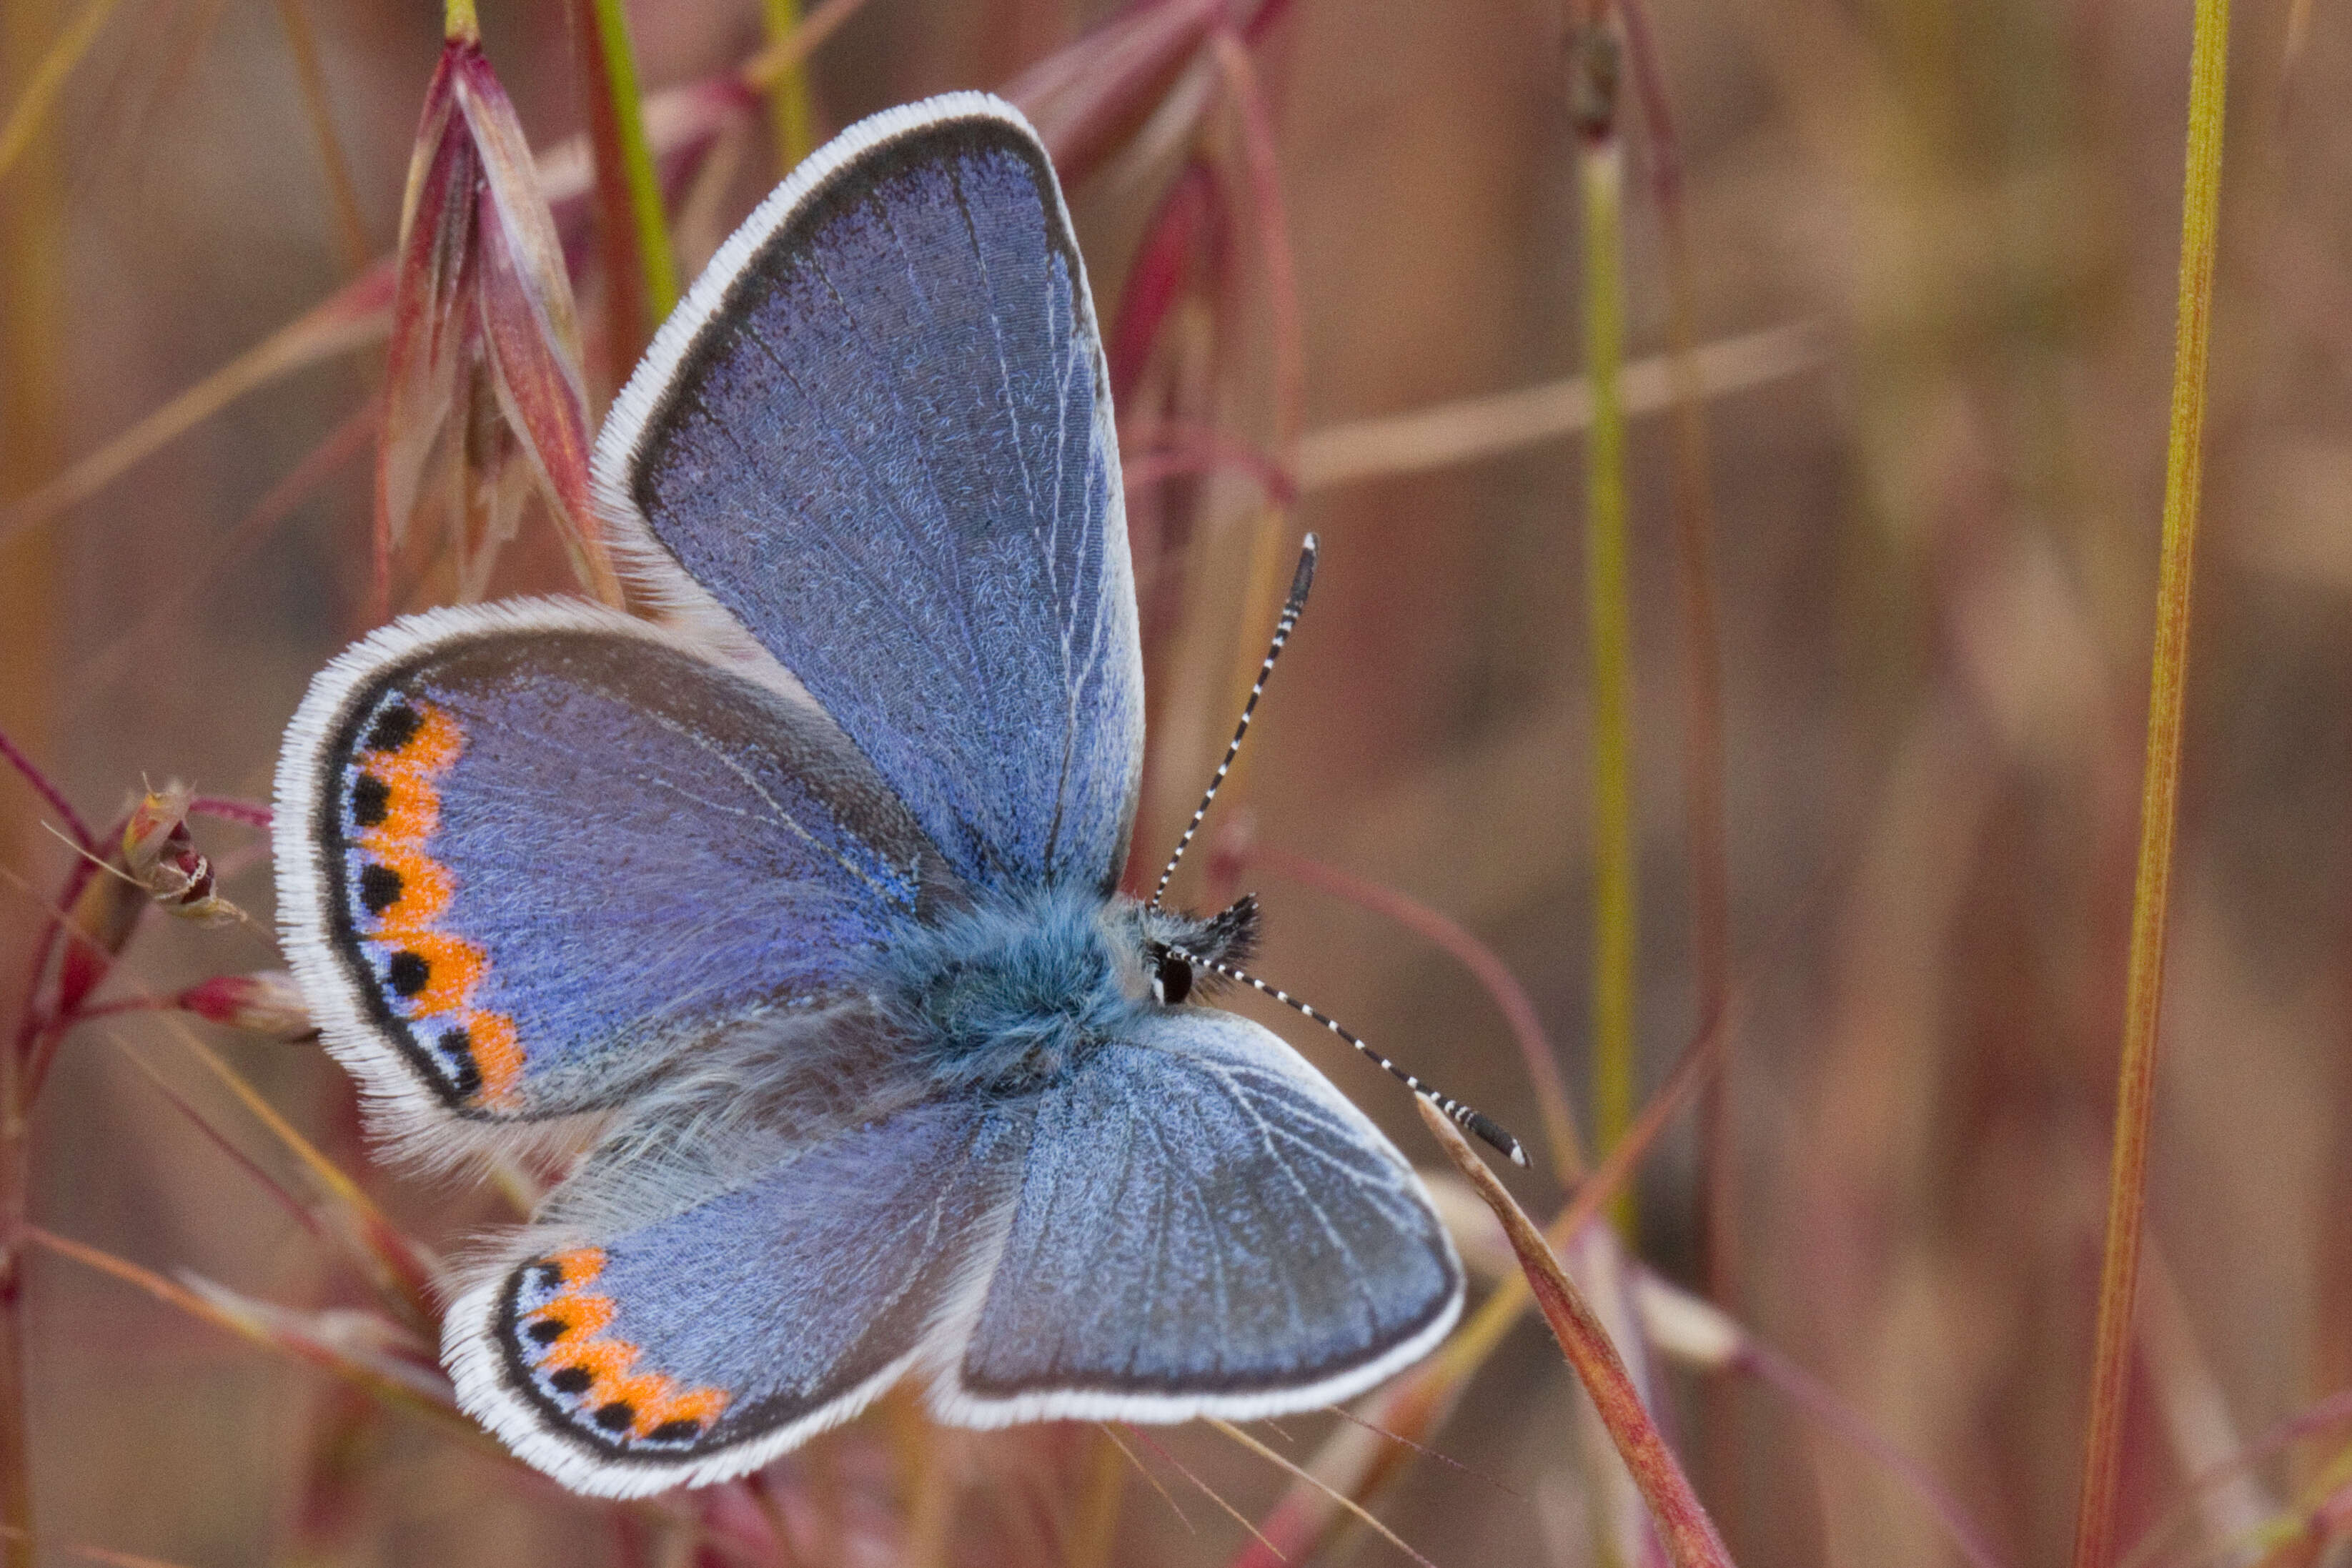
[885,885,1216,1096]
[276,93,1463,1497]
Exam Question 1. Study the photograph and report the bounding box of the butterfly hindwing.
[935,1008,1466,1425]
[272,600,962,1140]
[595,92,1143,895]
[445,1095,1028,1497]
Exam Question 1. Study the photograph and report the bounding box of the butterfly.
[272,91,1488,1498]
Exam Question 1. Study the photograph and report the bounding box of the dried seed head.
[379,36,620,607]
[121,779,194,878]
[116,780,242,926]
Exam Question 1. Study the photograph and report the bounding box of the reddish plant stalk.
[570,0,677,387]
[1420,1101,1736,1567]
[1612,0,1735,1309]
[0,728,89,851]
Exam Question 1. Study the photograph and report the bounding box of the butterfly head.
[1135,893,1260,1007]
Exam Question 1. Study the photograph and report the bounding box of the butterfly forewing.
[272,602,962,1143]
[596,94,1143,895]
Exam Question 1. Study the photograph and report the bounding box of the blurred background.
[0,0,2338,1563]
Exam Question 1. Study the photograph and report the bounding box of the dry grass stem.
[1295,321,1819,492]
[0,0,130,187]
[2072,1,2231,1563]
[1208,1419,1436,1568]
[269,0,370,273]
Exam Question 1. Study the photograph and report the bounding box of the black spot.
[1155,950,1193,1007]
[437,1028,481,1096]
[531,1262,564,1291]
[647,1419,702,1443]
[594,1401,635,1432]
[527,1317,566,1345]
[349,775,390,828]
[548,1366,591,1395]
[366,703,421,754]
[386,951,429,997]
[357,863,402,916]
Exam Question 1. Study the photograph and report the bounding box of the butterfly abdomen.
[880,886,1144,1096]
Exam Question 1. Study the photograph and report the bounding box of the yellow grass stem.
[1580,131,1637,1237]
[739,0,867,94]
[1066,1429,1128,1568]
[760,0,818,171]
[581,0,679,327]
[441,0,476,46]
[2070,3,2231,1565]
[0,0,126,187]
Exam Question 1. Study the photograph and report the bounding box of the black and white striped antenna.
[1148,535,1318,911]
[1169,943,1529,1168]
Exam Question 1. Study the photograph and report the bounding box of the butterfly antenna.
[1166,945,1529,1167]
[1148,535,1319,910]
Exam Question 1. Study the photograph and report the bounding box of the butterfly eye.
[1153,950,1194,1007]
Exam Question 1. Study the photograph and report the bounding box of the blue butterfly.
[273,92,1477,1497]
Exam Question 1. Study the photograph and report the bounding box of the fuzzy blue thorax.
[875,885,1151,1094]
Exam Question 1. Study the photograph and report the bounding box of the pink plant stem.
[1731,1340,2010,1568]
[2123,1385,2352,1568]
[1208,30,1303,465]
[0,725,90,850]
[0,754,79,1568]
[1119,420,1299,510]
[6,805,129,1068]
[1206,26,1314,767]
[188,797,271,830]
[1612,0,1740,1530]
[1242,843,1587,1182]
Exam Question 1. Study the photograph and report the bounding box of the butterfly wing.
[272,601,963,1143]
[932,1009,1465,1425]
[445,1093,1030,1497]
[595,92,1143,895]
